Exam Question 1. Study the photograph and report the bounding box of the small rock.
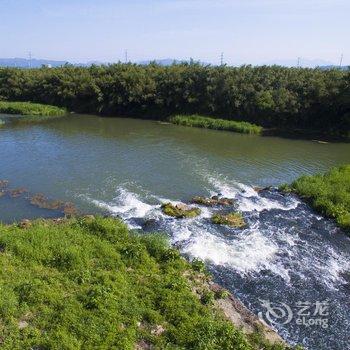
[82,215,95,222]
[18,219,31,229]
[151,325,165,336]
[0,180,9,189]
[9,188,28,198]
[135,340,151,350]
[63,202,78,217]
[175,203,190,211]
[18,320,28,329]
[192,196,234,206]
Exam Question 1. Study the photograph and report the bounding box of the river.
[1,114,350,349]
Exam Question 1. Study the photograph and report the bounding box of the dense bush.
[0,216,290,349]
[284,165,350,233]
[169,114,263,134]
[0,64,349,136]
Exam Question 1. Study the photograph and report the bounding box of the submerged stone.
[211,212,246,228]
[9,188,28,197]
[0,180,9,189]
[30,193,64,210]
[161,202,201,218]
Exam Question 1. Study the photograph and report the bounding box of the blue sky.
[0,0,349,65]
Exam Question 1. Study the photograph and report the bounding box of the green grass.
[0,101,66,118]
[169,115,263,135]
[0,216,290,350]
[282,165,350,233]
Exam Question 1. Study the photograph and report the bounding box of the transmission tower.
[28,51,32,68]
[220,52,224,66]
[125,50,128,63]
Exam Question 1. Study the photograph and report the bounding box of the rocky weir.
[86,182,350,350]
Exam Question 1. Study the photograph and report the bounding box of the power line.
[339,53,343,68]
[297,57,301,68]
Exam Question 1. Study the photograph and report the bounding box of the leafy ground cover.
[169,115,263,135]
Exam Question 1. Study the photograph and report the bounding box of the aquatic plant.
[0,101,66,117]
[212,212,247,228]
[0,216,290,349]
[169,115,263,135]
[286,165,350,233]
[161,202,201,218]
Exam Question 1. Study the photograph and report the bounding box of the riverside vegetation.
[281,165,350,234]
[0,101,66,118]
[0,216,294,350]
[0,63,349,137]
[169,115,263,135]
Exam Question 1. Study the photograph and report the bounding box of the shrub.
[169,115,263,135]
[289,165,350,234]
[0,101,66,117]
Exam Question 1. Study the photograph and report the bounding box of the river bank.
[0,215,291,349]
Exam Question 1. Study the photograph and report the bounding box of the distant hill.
[0,58,69,68]
[0,57,348,70]
[139,58,210,66]
[319,65,349,71]
[264,58,337,68]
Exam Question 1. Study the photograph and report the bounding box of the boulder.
[161,202,201,218]
[211,212,246,228]
[192,196,234,206]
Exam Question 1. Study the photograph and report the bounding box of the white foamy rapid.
[84,179,349,289]
[88,187,159,228]
[207,175,299,212]
[182,226,279,273]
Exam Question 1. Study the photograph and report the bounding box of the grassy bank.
[0,101,66,117]
[0,216,290,349]
[281,165,350,233]
[169,115,263,135]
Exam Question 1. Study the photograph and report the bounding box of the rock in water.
[211,212,246,228]
[161,202,201,218]
[192,195,234,206]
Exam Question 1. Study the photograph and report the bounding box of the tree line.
[0,63,349,136]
